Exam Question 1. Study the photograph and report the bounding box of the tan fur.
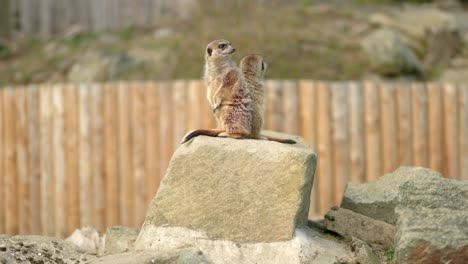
[181,40,295,144]
[240,54,266,139]
[203,39,253,138]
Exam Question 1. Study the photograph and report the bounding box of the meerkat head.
[205,39,236,61]
[240,55,267,78]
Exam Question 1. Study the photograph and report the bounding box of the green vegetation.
[386,248,395,263]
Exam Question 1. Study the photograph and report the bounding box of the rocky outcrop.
[341,166,442,224]
[361,29,423,75]
[137,132,315,244]
[395,177,468,264]
[0,235,93,264]
[104,226,139,254]
[134,132,355,263]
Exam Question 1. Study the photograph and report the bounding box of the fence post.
[0,0,12,39]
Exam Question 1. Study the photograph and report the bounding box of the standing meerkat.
[181,40,295,144]
[240,54,267,139]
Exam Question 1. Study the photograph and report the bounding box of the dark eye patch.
[218,43,227,49]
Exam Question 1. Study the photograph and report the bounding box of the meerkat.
[181,40,295,144]
[240,54,267,139]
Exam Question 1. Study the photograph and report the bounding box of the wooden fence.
[0,80,467,237]
[2,0,196,39]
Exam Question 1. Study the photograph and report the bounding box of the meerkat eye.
[219,43,227,49]
[207,48,213,56]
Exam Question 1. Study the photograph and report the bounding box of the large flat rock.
[324,207,395,249]
[395,177,468,264]
[138,132,316,243]
[341,167,442,224]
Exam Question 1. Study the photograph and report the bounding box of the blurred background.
[0,0,467,238]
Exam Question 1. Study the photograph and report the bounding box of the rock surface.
[66,226,104,255]
[350,238,382,264]
[324,207,395,249]
[139,133,316,243]
[105,226,140,254]
[341,166,442,224]
[135,226,352,264]
[0,235,93,264]
[395,177,468,264]
[89,249,212,264]
[361,29,423,75]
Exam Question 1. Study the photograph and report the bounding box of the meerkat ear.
[207,48,213,56]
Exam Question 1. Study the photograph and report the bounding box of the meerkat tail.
[262,135,296,144]
[181,129,226,144]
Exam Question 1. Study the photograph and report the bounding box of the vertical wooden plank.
[39,0,52,38]
[299,80,318,218]
[380,83,398,174]
[265,80,283,131]
[130,82,147,226]
[145,82,160,205]
[51,85,66,237]
[427,83,443,173]
[90,84,105,231]
[199,81,215,129]
[78,84,92,227]
[316,82,333,214]
[364,82,381,181]
[158,82,174,179]
[16,87,31,235]
[40,85,54,235]
[64,84,80,234]
[411,83,429,167]
[172,80,188,146]
[27,86,41,234]
[0,0,11,39]
[396,84,413,166]
[348,82,365,183]
[0,89,4,233]
[459,85,468,181]
[331,83,349,206]
[4,88,19,234]
[117,83,134,226]
[282,80,300,134]
[187,80,203,131]
[103,82,119,227]
[443,84,459,179]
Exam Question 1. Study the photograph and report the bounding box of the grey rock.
[88,250,179,264]
[350,238,382,264]
[66,226,103,255]
[105,226,140,254]
[0,235,93,264]
[361,29,423,75]
[135,226,352,264]
[395,178,468,264]
[324,207,395,249]
[176,250,212,264]
[368,8,463,41]
[441,67,468,83]
[341,166,442,224]
[138,131,316,243]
